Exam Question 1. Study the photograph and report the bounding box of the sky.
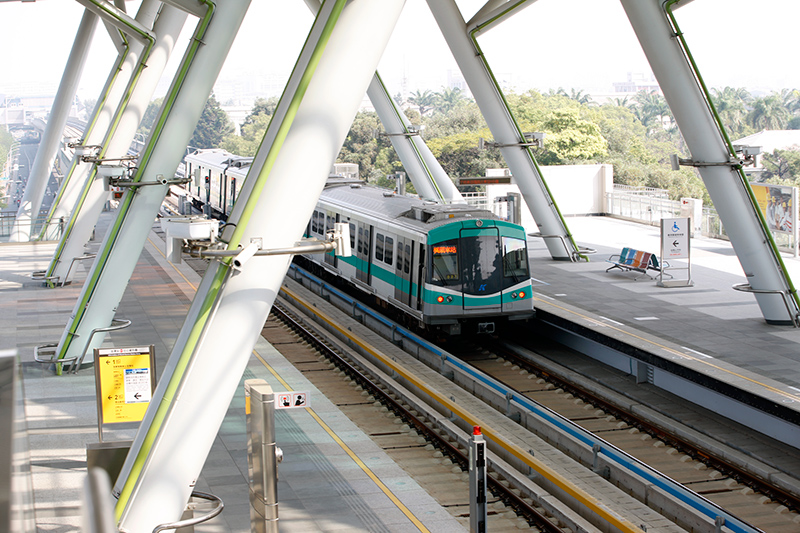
[0,0,798,105]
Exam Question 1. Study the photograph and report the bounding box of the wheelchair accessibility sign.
[275,391,310,409]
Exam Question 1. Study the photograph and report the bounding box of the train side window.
[404,244,411,274]
[358,226,364,254]
[326,214,335,236]
[375,234,385,262]
[349,222,355,250]
[384,237,393,266]
[311,211,318,234]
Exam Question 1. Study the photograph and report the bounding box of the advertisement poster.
[752,183,796,235]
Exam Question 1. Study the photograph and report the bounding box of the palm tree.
[408,89,436,116]
[433,86,465,114]
[633,90,672,133]
[748,93,791,130]
[569,88,593,105]
[711,86,751,134]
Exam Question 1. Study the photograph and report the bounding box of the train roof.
[320,177,500,231]
[186,149,253,172]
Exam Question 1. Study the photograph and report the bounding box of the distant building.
[612,72,661,95]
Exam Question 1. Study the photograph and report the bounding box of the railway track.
[263,300,562,532]
[457,339,800,532]
[268,270,800,532]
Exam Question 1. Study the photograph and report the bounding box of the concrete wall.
[485,163,612,234]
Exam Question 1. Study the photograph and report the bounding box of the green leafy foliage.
[761,147,800,186]
[189,94,233,150]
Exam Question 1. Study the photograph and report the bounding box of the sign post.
[658,217,693,288]
[93,346,156,442]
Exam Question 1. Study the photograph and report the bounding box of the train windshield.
[502,237,529,281]
[431,240,459,284]
[459,233,502,295]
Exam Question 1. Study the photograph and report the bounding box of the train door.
[356,221,372,284]
[415,242,424,310]
[324,212,336,268]
[394,237,413,306]
[459,227,502,313]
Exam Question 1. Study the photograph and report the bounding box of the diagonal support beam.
[620,0,799,325]
[112,0,405,528]
[51,3,188,369]
[9,9,98,242]
[427,0,581,260]
[38,0,160,243]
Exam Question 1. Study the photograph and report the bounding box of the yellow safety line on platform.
[281,286,641,533]
[151,240,430,531]
[251,350,431,532]
[535,295,800,403]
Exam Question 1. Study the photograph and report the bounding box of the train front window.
[431,241,459,285]
[502,237,529,281]
[460,234,501,295]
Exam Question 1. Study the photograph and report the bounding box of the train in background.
[179,149,534,334]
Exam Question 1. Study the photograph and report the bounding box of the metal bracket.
[109,176,191,188]
[480,132,544,150]
[528,232,595,262]
[669,153,750,170]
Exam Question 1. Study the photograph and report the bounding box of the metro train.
[180,149,534,334]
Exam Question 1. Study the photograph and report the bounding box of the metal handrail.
[528,232,596,262]
[31,270,60,284]
[62,254,97,287]
[69,319,133,373]
[34,343,80,376]
[152,491,224,533]
[732,283,800,328]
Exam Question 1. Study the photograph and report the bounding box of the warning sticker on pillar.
[275,391,310,409]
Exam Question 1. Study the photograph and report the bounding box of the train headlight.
[446,296,453,303]
[437,296,444,303]
[519,291,526,299]
[512,292,518,299]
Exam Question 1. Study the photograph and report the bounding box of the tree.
[242,97,278,127]
[189,93,233,150]
[137,98,164,137]
[433,86,466,114]
[711,87,752,136]
[748,93,790,130]
[538,109,608,164]
[222,113,270,157]
[761,147,800,184]
[632,90,673,135]
[408,89,436,116]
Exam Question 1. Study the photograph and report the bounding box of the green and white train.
[182,149,534,335]
[304,177,534,335]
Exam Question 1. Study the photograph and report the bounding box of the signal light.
[519,291,526,299]
[437,296,444,303]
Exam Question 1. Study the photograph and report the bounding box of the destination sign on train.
[434,245,457,255]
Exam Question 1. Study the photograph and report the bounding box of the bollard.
[469,426,487,533]
[245,379,279,533]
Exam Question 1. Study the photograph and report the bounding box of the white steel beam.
[38,2,158,242]
[112,0,404,529]
[46,0,185,288]
[51,3,187,369]
[426,0,579,260]
[366,73,464,203]
[620,0,799,325]
[9,9,98,242]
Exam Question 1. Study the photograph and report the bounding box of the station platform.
[4,211,800,531]
[529,216,800,392]
[1,212,463,532]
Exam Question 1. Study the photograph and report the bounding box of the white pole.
[10,9,98,242]
[426,0,575,260]
[113,1,405,529]
[620,0,798,324]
